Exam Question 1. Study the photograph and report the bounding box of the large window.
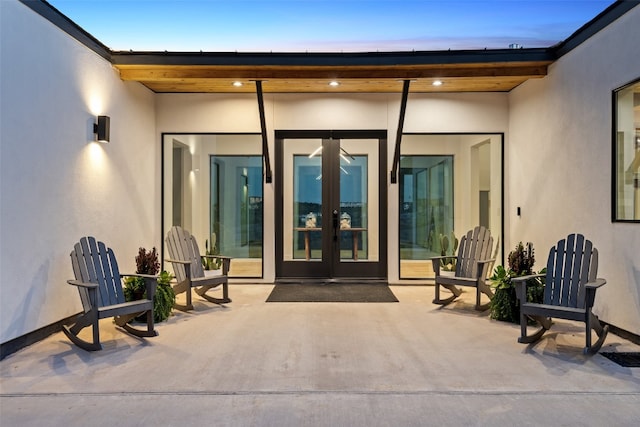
[210,156,263,260]
[613,78,640,222]
[163,134,264,277]
[399,134,503,279]
[399,155,453,267]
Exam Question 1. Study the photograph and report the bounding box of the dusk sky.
[47,0,615,52]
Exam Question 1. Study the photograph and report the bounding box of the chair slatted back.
[544,234,598,309]
[70,237,124,309]
[456,226,494,279]
[166,226,205,283]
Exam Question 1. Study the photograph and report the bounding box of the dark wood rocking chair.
[512,234,609,354]
[165,226,231,311]
[63,237,157,351]
[431,226,496,311]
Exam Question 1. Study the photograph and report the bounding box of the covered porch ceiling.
[111,50,554,93]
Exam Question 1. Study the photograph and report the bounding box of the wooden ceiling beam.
[116,63,549,81]
[135,75,542,93]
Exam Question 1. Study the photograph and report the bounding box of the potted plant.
[489,242,544,323]
[124,247,176,322]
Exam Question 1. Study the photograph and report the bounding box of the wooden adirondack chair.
[431,226,496,311]
[512,234,609,354]
[165,226,231,311]
[63,237,158,351]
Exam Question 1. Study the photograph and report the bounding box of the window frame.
[397,132,505,281]
[611,77,640,223]
[161,132,265,278]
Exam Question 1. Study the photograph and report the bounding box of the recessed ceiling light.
[329,81,340,87]
[432,80,443,86]
[233,81,243,87]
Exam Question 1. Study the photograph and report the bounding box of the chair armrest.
[512,273,545,301]
[201,255,233,261]
[474,258,496,279]
[121,274,158,300]
[67,279,98,289]
[430,255,457,275]
[511,273,544,285]
[585,278,606,289]
[584,278,606,308]
[144,277,158,300]
[121,273,158,280]
[429,256,444,275]
[201,255,232,274]
[164,258,191,265]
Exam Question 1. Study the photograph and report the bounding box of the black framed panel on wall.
[612,77,640,223]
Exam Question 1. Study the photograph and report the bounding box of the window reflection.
[614,78,640,221]
[399,134,502,279]
[163,134,264,278]
[400,156,454,276]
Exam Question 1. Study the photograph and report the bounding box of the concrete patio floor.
[1,285,639,426]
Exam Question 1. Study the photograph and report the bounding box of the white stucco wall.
[156,92,509,284]
[508,6,640,334]
[0,1,157,343]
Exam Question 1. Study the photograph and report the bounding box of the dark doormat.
[266,283,399,303]
[600,352,640,367]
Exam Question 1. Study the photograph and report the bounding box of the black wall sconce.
[93,115,110,142]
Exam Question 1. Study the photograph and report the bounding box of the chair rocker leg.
[172,281,194,311]
[196,284,231,304]
[432,283,462,306]
[172,301,195,312]
[474,300,491,311]
[474,284,494,311]
[584,313,609,355]
[116,312,158,338]
[518,314,551,344]
[62,311,101,351]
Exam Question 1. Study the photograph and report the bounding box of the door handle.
[332,209,339,241]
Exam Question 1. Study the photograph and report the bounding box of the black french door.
[275,130,387,281]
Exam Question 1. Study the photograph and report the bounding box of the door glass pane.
[339,139,378,262]
[283,139,323,261]
[162,134,263,278]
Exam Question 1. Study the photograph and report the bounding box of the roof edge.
[551,0,640,58]
[110,48,554,67]
[19,0,111,62]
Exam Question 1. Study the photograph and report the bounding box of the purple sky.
[47,0,615,52]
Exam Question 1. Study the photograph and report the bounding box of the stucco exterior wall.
[508,6,640,334]
[0,1,157,343]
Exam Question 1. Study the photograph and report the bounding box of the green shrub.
[124,247,175,322]
[153,271,176,322]
[489,242,544,323]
